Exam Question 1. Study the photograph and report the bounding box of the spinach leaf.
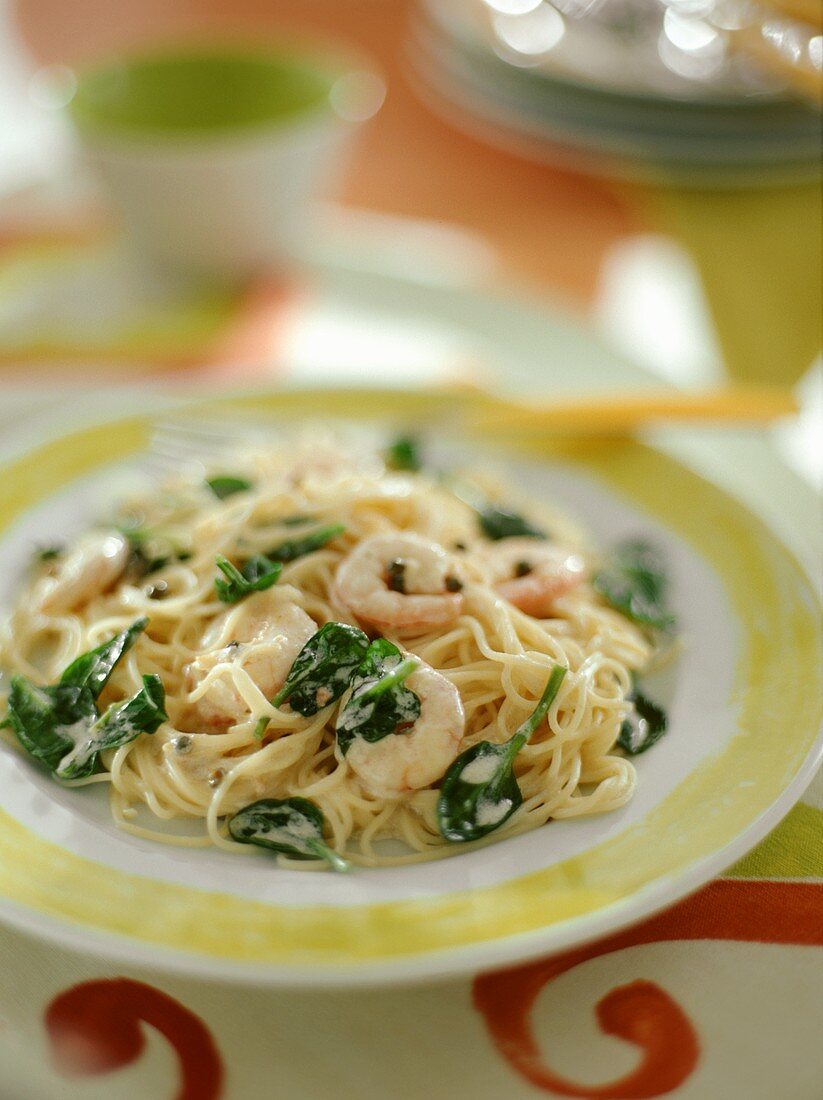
[438,664,566,842]
[228,797,350,872]
[206,475,253,500]
[57,674,167,780]
[119,523,187,576]
[446,478,546,541]
[117,521,160,559]
[618,684,668,755]
[478,505,546,541]
[5,619,163,779]
[265,523,346,563]
[437,739,523,844]
[214,555,282,603]
[6,678,96,771]
[134,551,171,576]
[593,540,675,631]
[34,545,63,563]
[336,639,420,756]
[7,673,165,779]
[271,622,369,716]
[60,618,148,700]
[385,436,421,472]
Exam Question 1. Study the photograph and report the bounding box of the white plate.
[0,385,819,986]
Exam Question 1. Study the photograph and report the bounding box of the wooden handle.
[463,387,799,434]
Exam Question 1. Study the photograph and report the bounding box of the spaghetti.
[0,434,669,869]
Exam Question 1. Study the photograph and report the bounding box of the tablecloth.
[0,772,819,1099]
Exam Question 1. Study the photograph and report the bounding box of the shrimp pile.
[0,435,656,867]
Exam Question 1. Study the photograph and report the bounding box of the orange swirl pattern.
[45,978,224,1100]
[473,879,823,1097]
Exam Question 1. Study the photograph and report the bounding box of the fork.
[146,383,798,479]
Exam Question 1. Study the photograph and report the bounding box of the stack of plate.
[409,0,822,186]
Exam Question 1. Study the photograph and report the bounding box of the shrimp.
[480,537,586,618]
[282,436,381,488]
[37,530,130,613]
[185,589,316,727]
[342,661,465,798]
[333,533,464,638]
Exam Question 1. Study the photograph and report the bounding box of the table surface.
[0,3,821,1099]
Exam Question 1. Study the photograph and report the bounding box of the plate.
[0,386,820,986]
[409,3,823,186]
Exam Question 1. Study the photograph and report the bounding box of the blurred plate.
[424,0,789,105]
[411,0,822,184]
[0,382,819,986]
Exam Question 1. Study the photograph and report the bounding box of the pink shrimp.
[37,531,130,614]
[185,590,316,728]
[333,533,464,638]
[341,661,465,798]
[481,538,586,618]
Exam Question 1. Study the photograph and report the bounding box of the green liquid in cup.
[69,49,336,136]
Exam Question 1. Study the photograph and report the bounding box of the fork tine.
[145,417,271,482]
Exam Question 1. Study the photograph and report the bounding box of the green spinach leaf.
[266,523,345,563]
[618,683,668,755]
[214,554,282,603]
[478,505,546,541]
[447,479,546,541]
[593,540,675,631]
[6,678,96,771]
[272,621,369,717]
[119,523,189,576]
[58,674,167,780]
[385,436,421,472]
[228,797,350,872]
[336,639,420,756]
[5,620,163,779]
[206,475,253,500]
[60,618,148,699]
[34,545,63,563]
[438,664,566,842]
[135,551,171,576]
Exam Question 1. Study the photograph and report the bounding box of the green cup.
[68,46,383,277]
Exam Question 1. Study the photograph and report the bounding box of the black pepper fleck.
[386,558,407,593]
